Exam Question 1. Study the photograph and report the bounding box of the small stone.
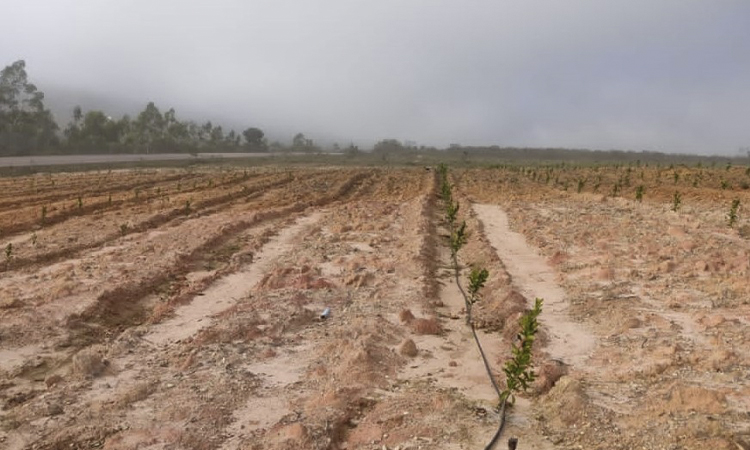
[44,374,64,388]
[47,403,64,416]
[399,339,418,357]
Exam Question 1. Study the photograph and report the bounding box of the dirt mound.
[533,359,568,395]
[472,289,528,333]
[536,376,589,428]
[399,338,418,357]
[314,318,402,389]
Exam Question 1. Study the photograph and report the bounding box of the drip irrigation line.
[451,249,508,450]
[451,252,502,399]
[484,397,508,450]
[441,169,509,449]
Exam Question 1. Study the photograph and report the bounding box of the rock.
[47,403,64,416]
[44,374,63,388]
[399,339,418,357]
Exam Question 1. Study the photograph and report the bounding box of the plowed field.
[1,164,749,450]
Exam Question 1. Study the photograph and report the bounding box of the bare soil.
[1,165,749,450]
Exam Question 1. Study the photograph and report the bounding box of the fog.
[2,0,749,154]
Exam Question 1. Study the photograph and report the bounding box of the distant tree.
[210,124,224,143]
[293,132,306,148]
[64,108,124,153]
[73,105,83,123]
[292,132,315,152]
[64,106,83,142]
[242,127,266,151]
[164,108,190,148]
[134,102,165,153]
[373,139,404,154]
[269,140,285,152]
[226,129,241,149]
[0,60,59,155]
[201,121,213,143]
[117,115,135,148]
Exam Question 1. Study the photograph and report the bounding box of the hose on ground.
[451,252,509,450]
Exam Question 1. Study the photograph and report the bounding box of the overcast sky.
[2,1,749,154]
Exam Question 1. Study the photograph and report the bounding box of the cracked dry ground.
[2,165,750,450]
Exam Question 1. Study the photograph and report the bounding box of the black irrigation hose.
[451,250,509,450]
[441,169,509,449]
[451,252,502,399]
[484,398,509,450]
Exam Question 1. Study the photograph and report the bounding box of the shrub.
[466,266,489,321]
[728,199,740,228]
[672,191,682,212]
[502,298,543,405]
[450,221,467,257]
[635,185,644,202]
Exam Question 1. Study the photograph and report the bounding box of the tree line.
[6,60,741,163]
[0,60,272,156]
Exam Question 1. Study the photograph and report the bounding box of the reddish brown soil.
[1,165,748,450]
